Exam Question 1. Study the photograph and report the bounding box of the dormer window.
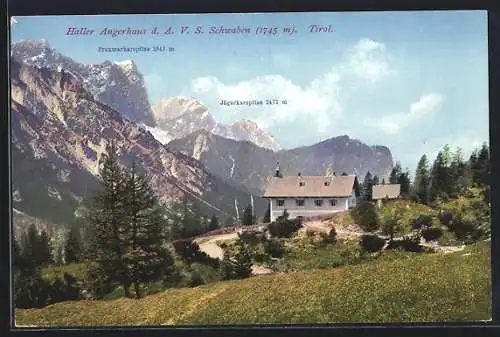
[299,182,305,186]
[324,181,330,186]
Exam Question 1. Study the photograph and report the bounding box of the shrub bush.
[351,201,380,232]
[172,239,220,268]
[409,214,434,230]
[189,263,222,286]
[437,187,491,243]
[251,243,269,263]
[162,265,185,288]
[360,234,386,253]
[14,268,51,308]
[380,204,412,240]
[268,218,302,238]
[386,236,424,253]
[264,237,286,258]
[220,242,253,280]
[238,231,266,246]
[320,228,337,245]
[422,227,443,242]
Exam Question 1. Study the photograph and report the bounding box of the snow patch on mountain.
[229,155,236,178]
[11,40,156,126]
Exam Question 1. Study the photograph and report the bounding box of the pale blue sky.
[10,11,489,174]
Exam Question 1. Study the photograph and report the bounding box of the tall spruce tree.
[242,204,254,226]
[450,147,469,198]
[398,169,411,198]
[165,201,185,239]
[475,142,490,187]
[122,162,174,299]
[20,224,37,268]
[372,175,380,186]
[20,224,52,268]
[414,155,430,203]
[362,171,374,201]
[38,230,53,266]
[263,203,271,223]
[389,162,403,184]
[65,224,83,264]
[86,141,132,297]
[181,198,202,238]
[429,150,449,203]
[442,144,452,167]
[208,215,219,231]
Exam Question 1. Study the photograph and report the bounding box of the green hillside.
[15,241,491,326]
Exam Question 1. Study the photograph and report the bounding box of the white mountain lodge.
[263,167,358,222]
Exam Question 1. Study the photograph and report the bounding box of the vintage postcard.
[10,11,491,326]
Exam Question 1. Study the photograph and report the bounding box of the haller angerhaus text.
[65,24,334,37]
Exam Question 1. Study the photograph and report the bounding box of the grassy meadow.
[16,241,491,326]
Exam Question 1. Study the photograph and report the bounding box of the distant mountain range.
[10,39,395,229]
[11,40,282,152]
[167,130,393,195]
[10,57,264,226]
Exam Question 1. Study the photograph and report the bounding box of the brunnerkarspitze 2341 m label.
[219,99,289,107]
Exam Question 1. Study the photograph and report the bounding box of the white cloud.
[366,93,444,134]
[10,17,17,25]
[189,72,342,133]
[347,38,392,83]
[184,38,392,134]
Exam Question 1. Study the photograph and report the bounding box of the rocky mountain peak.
[150,97,282,151]
[11,58,262,225]
[11,40,156,126]
[152,96,209,122]
[231,119,259,129]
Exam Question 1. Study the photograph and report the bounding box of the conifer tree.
[65,224,83,264]
[276,209,290,222]
[20,224,38,268]
[398,169,411,198]
[55,245,65,265]
[475,142,490,187]
[122,162,174,299]
[450,147,469,198]
[13,237,25,271]
[372,175,380,186]
[429,150,449,203]
[181,198,201,238]
[20,224,52,268]
[86,141,131,297]
[362,171,374,201]
[263,203,271,223]
[442,144,452,167]
[389,162,403,184]
[414,155,430,203]
[232,242,253,279]
[242,204,254,226]
[208,214,219,231]
[38,230,53,266]
[165,201,185,239]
